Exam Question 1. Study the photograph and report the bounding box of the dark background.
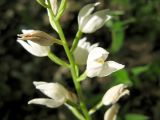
[0,0,160,120]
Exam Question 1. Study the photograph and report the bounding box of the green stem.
[47,1,91,119]
[65,104,85,120]
[48,51,69,67]
[77,71,87,82]
[56,22,91,120]
[36,0,49,8]
[89,101,103,115]
[53,38,63,45]
[66,100,80,110]
[56,0,67,20]
[70,30,83,53]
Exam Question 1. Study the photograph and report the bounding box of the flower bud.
[28,81,71,108]
[33,81,68,101]
[18,29,58,46]
[78,3,111,33]
[102,84,129,106]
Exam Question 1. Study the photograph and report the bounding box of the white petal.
[50,0,57,15]
[33,81,47,86]
[98,61,125,77]
[27,40,50,55]
[73,38,99,65]
[34,82,68,101]
[28,98,64,108]
[73,37,90,65]
[17,40,50,57]
[78,2,100,28]
[22,29,34,34]
[86,61,103,78]
[81,10,111,33]
[104,104,119,120]
[88,43,99,52]
[87,47,109,63]
[73,46,89,65]
[102,84,129,106]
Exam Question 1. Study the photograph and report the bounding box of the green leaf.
[110,21,125,53]
[112,69,132,86]
[125,113,149,120]
[131,65,149,76]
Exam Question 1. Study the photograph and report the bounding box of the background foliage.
[0,0,160,120]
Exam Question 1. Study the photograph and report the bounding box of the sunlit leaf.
[112,69,132,86]
[125,113,149,120]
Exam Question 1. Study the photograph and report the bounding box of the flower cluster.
[17,1,130,120]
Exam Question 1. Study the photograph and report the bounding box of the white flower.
[17,30,50,57]
[73,37,99,65]
[104,104,119,120]
[102,84,129,106]
[78,2,111,33]
[86,47,124,78]
[28,81,71,108]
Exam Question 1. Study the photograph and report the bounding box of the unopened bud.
[102,84,129,106]
[18,29,61,46]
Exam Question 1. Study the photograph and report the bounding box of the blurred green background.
[0,0,160,120]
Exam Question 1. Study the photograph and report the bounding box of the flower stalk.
[47,1,91,119]
[48,51,69,67]
[70,30,83,53]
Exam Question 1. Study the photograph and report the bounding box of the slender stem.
[47,1,91,119]
[70,30,83,53]
[77,71,87,82]
[56,0,67,20]
[53,38,63,45]
[36,0,49,8]
[65,104,85,120]
[56,21,91,120]
[48,51,69,67]
[66,100,80,110]
[89,101,103,115]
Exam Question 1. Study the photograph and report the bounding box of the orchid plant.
[17,0,129,120]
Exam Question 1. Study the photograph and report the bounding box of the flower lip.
[86,47,124,78]
[102,84,130,106]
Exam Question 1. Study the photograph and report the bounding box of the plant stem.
[66,104,85,120]
[89,101,103,115]
[55,21,91,120]
[47,1,91,119]
[48,51,69,67]
[70,30,83,53]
